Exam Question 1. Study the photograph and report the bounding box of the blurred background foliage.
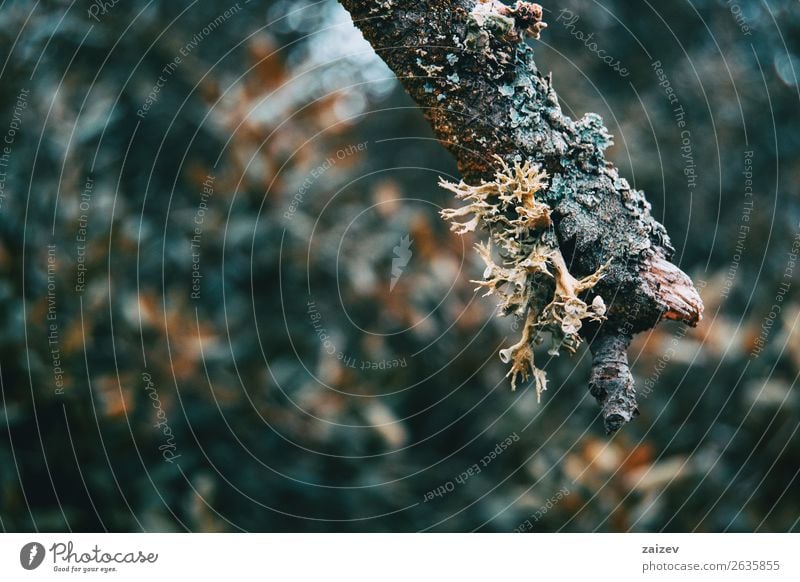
[0,0,798,532]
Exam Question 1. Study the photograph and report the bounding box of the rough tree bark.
[339,0,703,432]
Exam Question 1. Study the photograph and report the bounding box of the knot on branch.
[643,253,704,327]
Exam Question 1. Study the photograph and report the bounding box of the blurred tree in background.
[0,0,798,532]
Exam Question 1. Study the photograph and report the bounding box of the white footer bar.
[1,533,797,580]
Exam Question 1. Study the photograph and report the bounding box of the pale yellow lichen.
[440,155,607,401]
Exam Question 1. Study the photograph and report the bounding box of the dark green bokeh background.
[0,0,798,531]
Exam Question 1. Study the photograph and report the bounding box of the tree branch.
[339,0,703,432]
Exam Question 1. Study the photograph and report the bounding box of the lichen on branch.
[466,0,547,57]
[339,0,704,432]
[440,156,607,400]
